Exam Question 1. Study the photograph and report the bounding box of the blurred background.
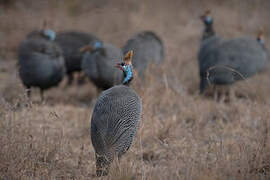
[1,0,270,179]
[1,0,270,99]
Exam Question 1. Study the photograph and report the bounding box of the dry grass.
[1,0,270,179]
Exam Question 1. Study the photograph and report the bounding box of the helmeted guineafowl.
[122,31,164,77]
[18,28,65,100]
[198,11,269,94]
[90,50,142,176]
[55,31,101,85]
[198,10,224,93]
[81,41,124,90]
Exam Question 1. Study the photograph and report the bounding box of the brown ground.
[1,0,270,179]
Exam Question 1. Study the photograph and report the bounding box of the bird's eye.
[121,62,125,66]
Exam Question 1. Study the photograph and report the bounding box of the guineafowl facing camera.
[17,26,65,100]
[198,10,224,93]
[90,50,142,176]
[81,41,124,90]
[198,10,269,96]
[122,31,164,78]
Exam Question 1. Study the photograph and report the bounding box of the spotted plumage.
[55,31,100,85]
[90,51,142,176]
[122,31,164,78]
[81,41,124,90]
[18,29,65,100]
[198,11,269,94]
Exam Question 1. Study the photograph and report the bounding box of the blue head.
[205,17,213,25]
[93,41,102,49]
[116,50,134,85]
[200,10,215,40]
[43,29,56,41]
[201,10,213,26]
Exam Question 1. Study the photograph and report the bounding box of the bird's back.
[91,85,142,160]
[122,31,164,77]
[198,35,223,67]
[199,36,269,92]
[55,31,100,73]
[82,43,124,89]
[217,37,269,77]
[18,36,65,89]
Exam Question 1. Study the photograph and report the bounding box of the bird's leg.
[219,87,226,103]
[213,85,218,102]
[67,74,74,86]
[40,89,44,102]
[77,72,86,85]
[26,88,31,99]
[228,87,235,102]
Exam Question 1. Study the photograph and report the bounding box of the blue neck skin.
[205,17,212,25]
[202,17,215,40]
[121,63,133,85]
[257,38,264,45]
[44,29,55,41]
[93,41,102,49]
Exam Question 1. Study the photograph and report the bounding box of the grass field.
[0,0,270,179]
